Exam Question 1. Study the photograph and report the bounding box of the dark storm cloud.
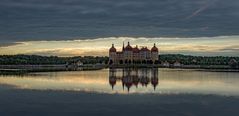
[0,0,239,43]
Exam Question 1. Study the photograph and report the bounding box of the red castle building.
[109,42,159,64]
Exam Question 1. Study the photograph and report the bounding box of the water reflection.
[1,68,239,95]
[109,68,158,92]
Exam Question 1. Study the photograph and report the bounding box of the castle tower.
[109,44,117,64]
[132,45,140,64]
[151,43,159,64]
[124,42,133,64]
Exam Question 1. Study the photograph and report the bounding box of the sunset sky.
[0,0,239,56]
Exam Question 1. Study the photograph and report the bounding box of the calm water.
[0,68,239,96]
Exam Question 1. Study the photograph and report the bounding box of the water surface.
[0,68,238,96]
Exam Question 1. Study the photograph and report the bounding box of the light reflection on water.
[0,68,239,96]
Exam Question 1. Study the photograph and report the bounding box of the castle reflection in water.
[109,68,159,92]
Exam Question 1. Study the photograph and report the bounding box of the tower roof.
[151,43,158,52]
[109,44,116,52]
[125,42,133,51]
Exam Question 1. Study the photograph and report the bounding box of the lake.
[0,68,238,96]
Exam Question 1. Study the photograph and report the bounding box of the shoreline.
[0,64,239,74]
[0,64,106,74]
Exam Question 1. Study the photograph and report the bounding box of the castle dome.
[125,42,133,51]
[109,44,116,52]
[151,43,158,52]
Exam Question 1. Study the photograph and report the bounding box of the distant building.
[173,61,182,67]
[162,61,170,67]
[229,59,238,68]
[192,59,197,64]
[66,60,83,67]
[76,60,83,66]
[109,42,159,64]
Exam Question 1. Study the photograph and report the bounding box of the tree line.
[0,55,108,65]
[0,54,238,67]
[159,54,239,66]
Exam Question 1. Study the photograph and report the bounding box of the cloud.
[0,36,239,56]
[219,45,239,52]
[0,42,23,48]
[1,0,239,43]
[25,48,108,57]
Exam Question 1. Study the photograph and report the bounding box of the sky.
[0,0,239,56]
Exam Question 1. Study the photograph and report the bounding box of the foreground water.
[0,68,238,96]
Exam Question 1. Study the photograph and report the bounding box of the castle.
[109,42,159,64]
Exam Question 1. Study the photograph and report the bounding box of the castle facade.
[109,42,159,64]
